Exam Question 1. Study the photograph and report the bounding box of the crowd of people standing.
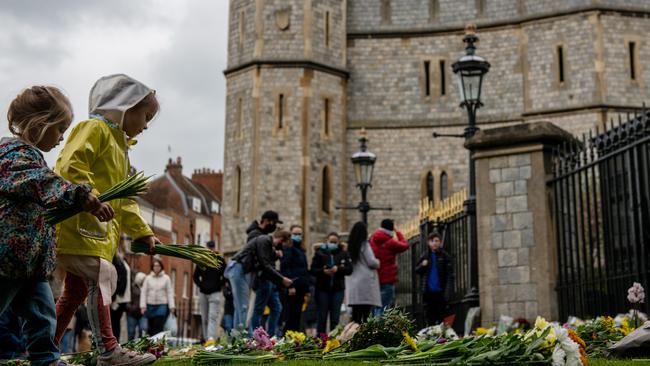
[208,210,454,342]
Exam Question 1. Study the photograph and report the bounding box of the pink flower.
[628,282,646,304]
[253,327,273,350]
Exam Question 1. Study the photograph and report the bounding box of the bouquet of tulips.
[45,172,150,225]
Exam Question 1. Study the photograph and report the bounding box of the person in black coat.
[225,210,283,330]
[280,225,311,333]
[193,241,225,342]
[310,232,353,334]
[415,231,454,326]
[248,230,293,335]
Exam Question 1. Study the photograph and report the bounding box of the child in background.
[415,231,453,326]
[0,86,110,366]
[54,74,160,366]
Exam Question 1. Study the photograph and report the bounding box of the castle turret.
[222,0,349,253]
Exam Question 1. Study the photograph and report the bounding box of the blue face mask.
[321,243,338,251]
[291,234,302,243]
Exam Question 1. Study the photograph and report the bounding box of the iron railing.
[549,108,650,320]
[397,191,471,332]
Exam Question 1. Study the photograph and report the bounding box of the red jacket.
[369,229,410,285]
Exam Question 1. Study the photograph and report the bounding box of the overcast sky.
[0,0,229,177]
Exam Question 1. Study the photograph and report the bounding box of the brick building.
[126,157,223,339]
[221,0,650,254]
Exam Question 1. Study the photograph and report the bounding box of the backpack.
[112,256,128,298]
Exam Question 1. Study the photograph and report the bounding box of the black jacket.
[246,221,265,242]
[193,262,225,294]
[232,221,271,273]
[310,246,353,292]
[235,234,285,286]
[415,249,454,299]
[280,242,311,293]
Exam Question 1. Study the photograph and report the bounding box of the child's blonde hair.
[7,86,73,145]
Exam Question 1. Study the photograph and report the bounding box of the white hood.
[89,74,154,127]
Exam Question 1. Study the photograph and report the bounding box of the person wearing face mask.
[225,210,285,332]
[279,225,311,333]
[369,218,409,316]
[310,232,353,334]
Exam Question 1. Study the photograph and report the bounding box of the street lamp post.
[337,129,391,225]
[433,24,490,309]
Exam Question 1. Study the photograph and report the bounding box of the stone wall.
[601,14,650,107]
[347,27,524,128]
[222,69,257,252]
[222,66,347,253]
[471,122,575,325]
[347,0,650,33]
[228,0,346,69]
[486,152,538,321]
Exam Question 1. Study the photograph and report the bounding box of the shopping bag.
[164,313,178,336]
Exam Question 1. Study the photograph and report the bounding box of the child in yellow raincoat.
[54,74,160,366]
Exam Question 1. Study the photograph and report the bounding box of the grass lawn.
[154,358,650,366]
[590,360,650,366]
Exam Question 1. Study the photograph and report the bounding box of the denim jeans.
[0,306,26,358]
[221,314,233,334]
[0,279,59,366]
[315,289,344,334]
[127,314,147,340]
[199,292,221,340]
[250,280,282,336]
[224,261,250,331]
[145,304,169,335]
[374,283,396,316]
[59,329,74,354]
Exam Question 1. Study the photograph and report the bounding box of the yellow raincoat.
[55,74,154,261]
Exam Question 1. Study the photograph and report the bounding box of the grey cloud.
[0,0,229,176]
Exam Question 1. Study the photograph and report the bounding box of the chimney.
[165,156,183,177]
[191,167,223,201]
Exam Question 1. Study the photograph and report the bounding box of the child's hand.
[138,235,160,254]
[81,193,102,212]
[90,202,115,222]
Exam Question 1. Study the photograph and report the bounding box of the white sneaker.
[96,346,156,366]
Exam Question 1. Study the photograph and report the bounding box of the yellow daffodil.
[285,330,306,345]
[542,326,557,348]
[620,317,632,336]
[402,331,418,351]
[322,339,341,354]
[535,316,549,330]
[474,327,490,336]
[203,338,216,348]
[602,316,614,330]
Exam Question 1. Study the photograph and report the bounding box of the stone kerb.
[466,122,577,326]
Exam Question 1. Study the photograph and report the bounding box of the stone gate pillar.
[465,122,577,326]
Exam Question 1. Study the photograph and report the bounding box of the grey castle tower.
[222,0,650,253]
[222,0,348,252]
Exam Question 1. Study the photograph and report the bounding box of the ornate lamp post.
[433,24,490,308]
[337,129,391,225]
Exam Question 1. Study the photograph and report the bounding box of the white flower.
[552,325,583,366]
[628,282,646,304]
[444,327,459,340]
[552,345,566,366]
